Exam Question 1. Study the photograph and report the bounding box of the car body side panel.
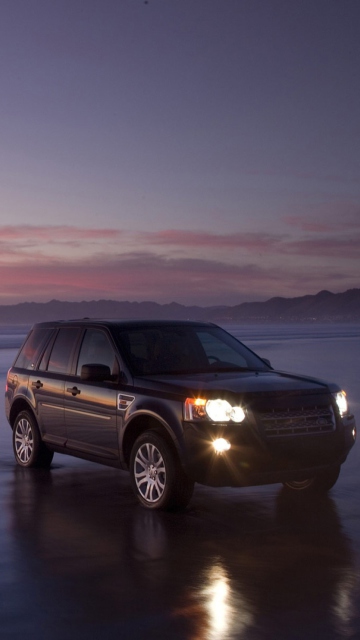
[28,372,66,446]
[64,376,119,460]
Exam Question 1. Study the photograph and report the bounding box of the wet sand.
[0,434,359,639]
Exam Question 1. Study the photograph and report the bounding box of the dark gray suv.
[5,320,356,509]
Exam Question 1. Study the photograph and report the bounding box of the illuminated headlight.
[213,438,231,454]
[333,391,348,417]
[185,398,245,423]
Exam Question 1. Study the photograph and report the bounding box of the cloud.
[0,225,124,249]
[284,235,360,259]
[0,224,358,305]
[0,250,357,306]
[0,251,277,304]
[140,228,360,261]
[139,230,282,252]
[282,217,334,233]
[283,202,360,233]
[2,223,359,261]
[0,224,283,256]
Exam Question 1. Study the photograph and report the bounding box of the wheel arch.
[9,399,37,430]
[122,414,182,469]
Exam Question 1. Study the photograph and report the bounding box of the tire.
[130,431,194,510]
[13,411,54,468]
[283,466,340,494]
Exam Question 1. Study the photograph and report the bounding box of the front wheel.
[130,431,193,510]
[283,466,340,494]
[13,411,54,468]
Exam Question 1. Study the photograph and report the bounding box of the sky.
[0,0,359,307]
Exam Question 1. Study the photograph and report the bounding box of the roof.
[32,318,216,329]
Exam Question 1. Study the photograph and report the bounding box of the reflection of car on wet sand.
[5,320,356,509]
[9,466,357,639]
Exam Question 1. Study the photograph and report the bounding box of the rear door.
[64,328,120,460]
[30,327,81,446]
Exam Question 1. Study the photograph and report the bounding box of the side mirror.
[80,363,112,382]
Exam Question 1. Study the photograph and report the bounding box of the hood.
[134,369,333,398]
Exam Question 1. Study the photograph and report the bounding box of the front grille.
[259,405,336,437]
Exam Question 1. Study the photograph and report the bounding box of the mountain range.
[0,289,359,325]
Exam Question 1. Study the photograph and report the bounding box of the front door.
[64,328,120,460]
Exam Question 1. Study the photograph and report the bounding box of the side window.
[76,329,118,377]
[46,328,81,374]
[14,328,53,370]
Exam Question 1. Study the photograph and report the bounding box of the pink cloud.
[0,225,124,245]
[139,228,360,260]
[0,251,357,306]
[140,230,282,252]
[2,224,359,261]
[0,224,358,305]
[284,234,360,258]
[283,203,360,233]
[283,216,334,233]
[0,253,278,303]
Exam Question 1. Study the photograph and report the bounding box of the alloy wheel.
[14,417,34,465]
[134,442,167,504]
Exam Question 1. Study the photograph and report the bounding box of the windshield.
[114,325,270,376]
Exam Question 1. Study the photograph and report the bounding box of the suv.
[5,320,356,509]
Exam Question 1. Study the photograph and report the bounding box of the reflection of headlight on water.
[200,563,253,639]
[205,567,230,637]
[333,571,357,635]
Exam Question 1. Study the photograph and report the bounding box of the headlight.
[185,398,245,423]
[333,391,348,417]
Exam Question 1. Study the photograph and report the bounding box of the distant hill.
[209,289,360,323]
[0,289,359,325]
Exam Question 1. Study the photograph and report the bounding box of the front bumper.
[182,414,356,488]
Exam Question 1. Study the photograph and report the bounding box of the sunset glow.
[0,1,359,306]
[0,218,359,305]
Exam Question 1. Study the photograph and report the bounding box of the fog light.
[213,438,231,454]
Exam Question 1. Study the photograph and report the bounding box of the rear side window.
[46,328,81,374]
[14,328,53,370]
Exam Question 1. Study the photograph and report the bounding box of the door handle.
[32,380,43,389]
[67,386,81,396]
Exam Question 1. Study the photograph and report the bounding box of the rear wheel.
[283,466,340,494]
[13,411,54,468]
[130,431,193,510]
